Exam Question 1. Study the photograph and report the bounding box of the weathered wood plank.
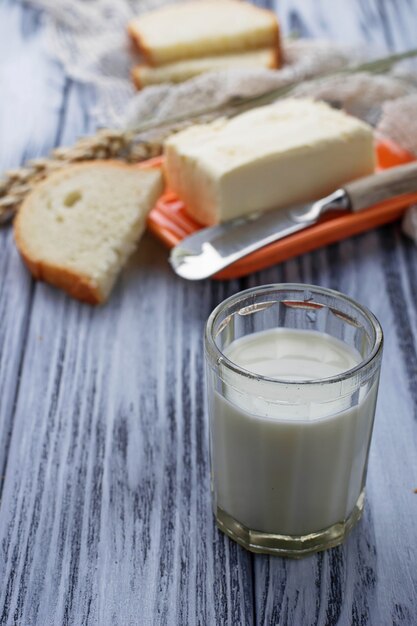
[0,0,67,495]
[277,0,417,50]
[0,238,254,624]
[0,4,255,620]
[0,0,97,489]
[254,2,417,624]
[253,228,417,625]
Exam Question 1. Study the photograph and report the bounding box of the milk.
[209,328,378,537]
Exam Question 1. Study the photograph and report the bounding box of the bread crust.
[128,21,156,66]
[15,244,103,305]
[271,19,282,69]
[131,65,143,89]
[267,47,279,70]
[14,160,160,305]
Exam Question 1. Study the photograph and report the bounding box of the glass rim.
[205,283,384,387]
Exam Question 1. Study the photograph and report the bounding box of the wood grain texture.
[254,231,417,626]
[0,0,62,500]
[0,254,253,625]
[258,3,417,625]
[1,0,417,624]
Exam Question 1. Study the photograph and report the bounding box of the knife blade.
[169,161,417,280]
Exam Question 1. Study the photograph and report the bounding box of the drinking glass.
[205,284,383,557]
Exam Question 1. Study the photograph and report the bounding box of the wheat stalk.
[0,129,163,225]
[1,47,416,225]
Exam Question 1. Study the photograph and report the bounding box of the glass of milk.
[205,284,383,557]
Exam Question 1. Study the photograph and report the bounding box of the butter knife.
[170,161,417,280]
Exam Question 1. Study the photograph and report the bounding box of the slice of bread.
[128,0,280,67]
[14,161,163,304]
[132,47,279,88]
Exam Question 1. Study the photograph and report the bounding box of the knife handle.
[344,160,417,212]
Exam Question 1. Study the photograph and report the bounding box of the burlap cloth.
[24,0,417,240]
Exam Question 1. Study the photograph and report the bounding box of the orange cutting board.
[145,138,416,280]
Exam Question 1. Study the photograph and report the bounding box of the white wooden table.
[1,1,417,624]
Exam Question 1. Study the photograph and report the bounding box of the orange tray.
[145,138,416,280]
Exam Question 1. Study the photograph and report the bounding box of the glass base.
[215,490,365,558]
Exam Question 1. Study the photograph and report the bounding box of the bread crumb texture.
[14,161,163,304]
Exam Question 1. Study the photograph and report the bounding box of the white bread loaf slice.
[128,0,280,67]
[164,98,375,226]
[132,47,279,88]
[14,161,163,304]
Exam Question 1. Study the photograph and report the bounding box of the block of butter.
[164,99,375,226]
